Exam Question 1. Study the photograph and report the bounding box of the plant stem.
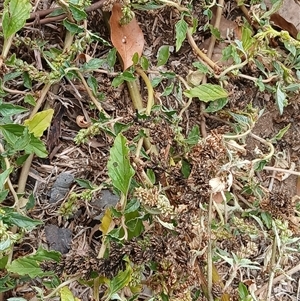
[207,0,224,58]
[0,143,19,208]
[76,71,110,118]
[44,275,81,299]
[135,67,154,116]
[17,82,52,206]
[159,0,189,12]
[207,193,213,301]
[187,28,219,72]
[263,166,300,176]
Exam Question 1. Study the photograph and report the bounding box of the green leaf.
[112,71,136,88]
[184,84,228,102]
[60,286,76,301]
[146,169,156,185]
[23,72,32,89]
[238,282,249,299]
[75,178,95,190]
[270,123,290,143]
[107,48,117,69]
[124,199,140,214]
[26,193,35,210]
[126,217,144,239]
[106,257,132,300]
[185,125,200,145]
[0,190,9,203]
[0,274,15,293]
[0,124,26,145]
[0,238,12,252]
[24,109,54,137]
[205,98,228,113]
[161,83,174,96]
[24,135,48,157]
[175,19,188,52]
[82,58,105,72]
[69,4,87,22]
[24,94,37,106]
[0,167,13,190]
[275,84,287,115]
[7,258,43,278]
[107,133,135,196]
[87,75,98,96]
[157,45,170,67]
[2,0,32,39]
[47,7,65,17]
[63,20,84,34]
[208,25,221,39]
[0,103,28,117]
[6,212,42,230]
[181,159,191,178]
[140,56,149,70]
[30,247,61,262]
[132,52,139,65]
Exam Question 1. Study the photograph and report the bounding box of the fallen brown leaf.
[270,13,298,39]
[110,3,145,70]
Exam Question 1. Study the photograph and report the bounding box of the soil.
[2,0,300,300]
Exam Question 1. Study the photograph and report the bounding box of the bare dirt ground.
[1,0,300,300]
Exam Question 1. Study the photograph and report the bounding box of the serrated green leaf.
[184,84,228,102]
[82,58,105,72]
[2,0,32,39]
[106,257,132,300]
[24,109,54,137]
[0,124,26,145]
[24,135,48,157]
[175,19,188,52]
[0,274,15,293]
[7,258,43,278]
[107,134,135,196]
[30,247,61,262]
[0,103,28,117]
[75,178,95,189]
[157,45,170,67]
[69,4,87,22]
[6,212,42,230]
[63,20,84,34]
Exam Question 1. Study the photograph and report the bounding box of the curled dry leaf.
[270,13,298,39]
[76,115,91,128]
[109,3,144,70]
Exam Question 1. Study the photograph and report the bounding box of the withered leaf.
[109,3,144,70]
[270,13,298,39]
